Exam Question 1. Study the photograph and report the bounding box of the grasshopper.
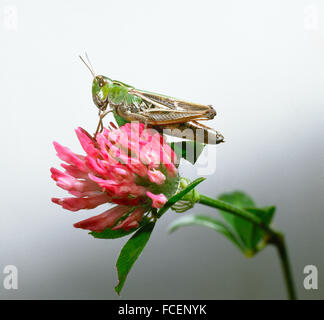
[80,55,224,144]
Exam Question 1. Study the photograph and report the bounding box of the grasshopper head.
[79,55,112,111]
[92,75,112,111]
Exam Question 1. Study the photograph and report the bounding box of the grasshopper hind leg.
[153,121,224,145]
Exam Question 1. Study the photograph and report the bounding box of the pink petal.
[85,156,109,177]
[147,169,166,185]
[140,148,161,167]
[111,197,140,206]
[51,193,110,211]
[89,174,147,197]
[53,142,88,172]
[162,142,177,164]
[112,207,146,231]
[61,164,89,179]
[113,167,128,177]
[75,127,100,158]
[73,205,130,232]
[146,192,168,208]
[51,167,101,195]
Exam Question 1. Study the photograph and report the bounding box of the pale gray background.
[0,0,323,299]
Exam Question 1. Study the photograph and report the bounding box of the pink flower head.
[51,122,178,232]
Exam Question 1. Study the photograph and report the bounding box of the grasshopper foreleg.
[94,108,112,136]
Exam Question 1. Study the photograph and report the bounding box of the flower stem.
[198,194,297,300]
[268,232,297,300]
[198,195,268,231]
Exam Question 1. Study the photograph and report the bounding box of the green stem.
[198,194,270,232]
[268,232,297,300]
[198,194,297,300]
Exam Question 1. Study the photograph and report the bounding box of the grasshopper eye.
[99,79,105,87]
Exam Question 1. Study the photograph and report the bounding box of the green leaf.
[169,214,245,252]
[247,206,276,249]
[217,191,276,251]
[89,217,150,239]
[218,191,255,225]
[218,192,255,248]
[90,228,135,239]
[156,177,205,218]
[115,222,155,295]
[170,141,205,165]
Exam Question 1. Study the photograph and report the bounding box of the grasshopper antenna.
[85,52,95,75]
[79,53,96,78]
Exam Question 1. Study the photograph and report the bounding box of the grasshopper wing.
[128,89,217,125]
